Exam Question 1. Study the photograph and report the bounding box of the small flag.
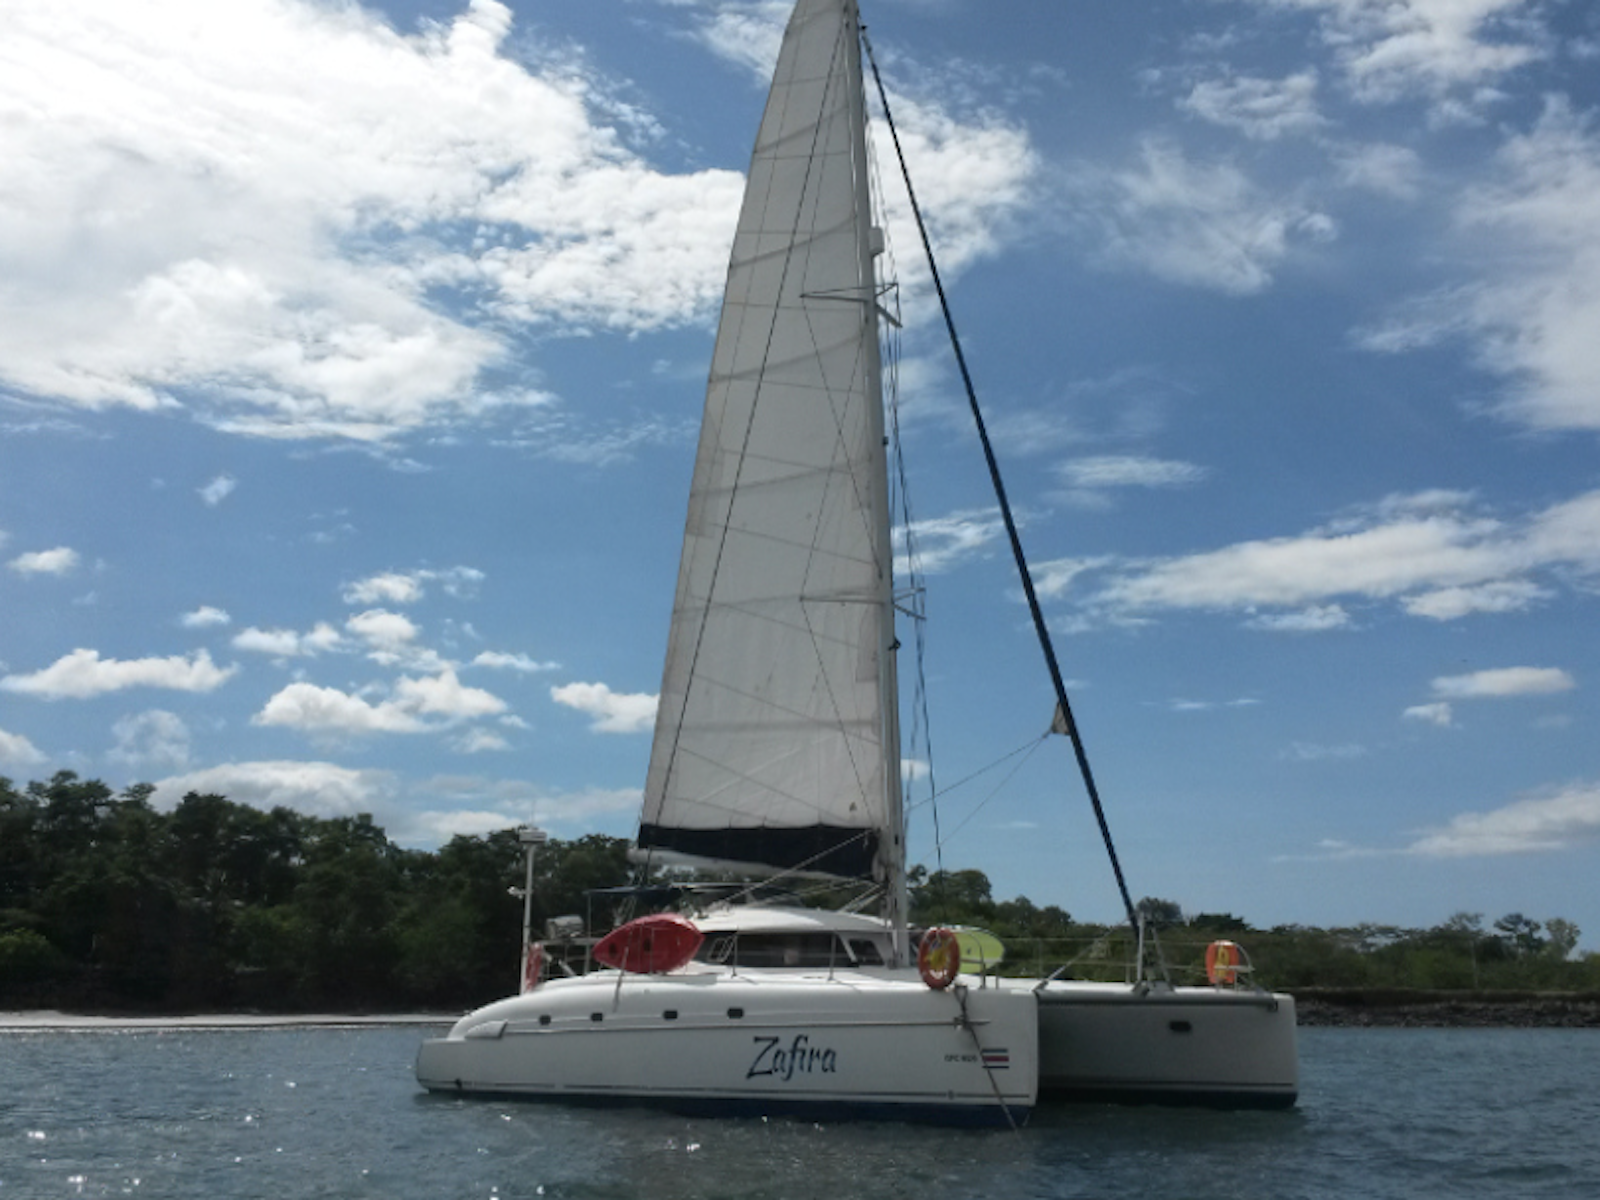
[981,1048,1010,1069]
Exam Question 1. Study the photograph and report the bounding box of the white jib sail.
[639,0,901,886]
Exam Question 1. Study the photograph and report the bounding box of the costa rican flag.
[981,1048,1010,1069]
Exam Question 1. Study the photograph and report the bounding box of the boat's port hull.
[417,970,1039,1128]
[1020,981,1299,1108]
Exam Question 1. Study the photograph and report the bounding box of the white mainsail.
[638,0,901,889]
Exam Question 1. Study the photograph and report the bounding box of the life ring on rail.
[1205,939,1240,986]
[918,927,961,990]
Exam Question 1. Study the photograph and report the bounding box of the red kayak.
[592,913,704,974]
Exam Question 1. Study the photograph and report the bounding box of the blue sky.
[4,0,1599,947]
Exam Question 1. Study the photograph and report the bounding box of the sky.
[4,0,1600,948]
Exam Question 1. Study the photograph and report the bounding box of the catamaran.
[417,0,1296,1121]
[417,0,1038,1127]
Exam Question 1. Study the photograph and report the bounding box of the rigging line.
[887,313,945,884]
[953,986,1021,1134]
[900,733,1043,817]
[927,735,1046,854]
[861,29,1139,930]
[864,107,944,890]
[902,735,1042,809]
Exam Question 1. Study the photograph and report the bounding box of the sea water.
[1,1024,1596,1199]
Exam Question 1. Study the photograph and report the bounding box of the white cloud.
[1406,781,1600,856]
[340,567,485,605]
[0,726,47,766]
[1280,0,1542,108]
[868,93,1039,293]
[453,728,510,754]
[1032,556,1115,602]
[198,474,237,506]
[550,681,658,734]
[1402,580,1550,619]
[0,648,237,699]
[342,572,425,606]
[1403,701,1454,726]
[254,682,429,735]
[1430,666,1575,699]
[3,0,1037,443]
[1334,142,1425,199]
[150,760,394,819]
[8,547,80,577]
[897,509,1007,576]
[1460,101,1600,432]
[181,605,232,628]
[108,709,192,771]
[1101,511,1507,611]
[1181,70,1326,140]
[0,0,754,441]
[254,668,506,736]
[1246,605,1353,632]
[687,0,792,81]
[149,761,636,845]
[233,622,345,658]
[345,608,433,667]
[1055,455,1208,490]
[393,778,642,844]
[393,669,506,719]
[1067,139,1333,294]
[1362,101,1600,433]
[472,651,561,673]
[502,410,697,468]
[1058,489,1600,626]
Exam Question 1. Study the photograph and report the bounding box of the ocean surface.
[2,1023,1596,1199]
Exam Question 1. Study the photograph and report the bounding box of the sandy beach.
[0,1011,455,1032]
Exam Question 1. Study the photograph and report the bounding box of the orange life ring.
[918,927,961,990]
[1205,939,1239,986]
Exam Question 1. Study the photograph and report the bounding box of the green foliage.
[1,768,1592,1008]
[0,928,67,985]
[0,772,638,1011]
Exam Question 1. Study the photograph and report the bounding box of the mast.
[843,0,908,964]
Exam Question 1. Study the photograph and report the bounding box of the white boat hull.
[690,903,1300,1109]
[417,969,1038,1127]
[1014,980,1298,1108]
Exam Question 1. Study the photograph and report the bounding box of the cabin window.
[694,932,846,968]
[847,938,885,966]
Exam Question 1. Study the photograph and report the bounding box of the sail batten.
[639,0,895,884]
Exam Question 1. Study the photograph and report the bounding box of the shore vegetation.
[3,773,1596,1011]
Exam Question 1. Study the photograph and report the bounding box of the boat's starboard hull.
[1022,981,1299,1108]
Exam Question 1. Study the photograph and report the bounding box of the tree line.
[2,772,1594,1011]
[0,772,629,1010]
[913,868,1598,993]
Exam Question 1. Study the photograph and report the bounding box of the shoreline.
[1292,989,1600,1028]
[8,991,1600,1032]
[0,1010,455,1032]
